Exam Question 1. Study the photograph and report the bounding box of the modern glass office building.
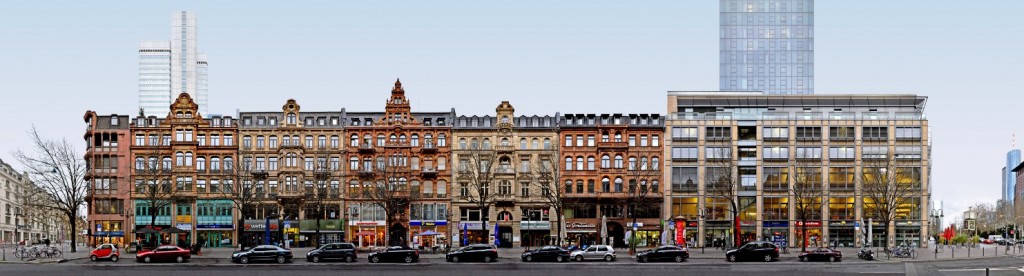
[138,11,208,117]
[720,0,814,95]
[1005,149,1021,203]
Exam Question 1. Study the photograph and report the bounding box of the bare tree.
[531,149,566,246]
[220,152,262,249]
[455,145,500,236]
[791,156,824,252]
[359,151,417,246]
[304,149,340,248]
[132,148,186,246]
[623,154,661,254]
[860,153,917,248]
[14,126,89,252]
[704,146,740,248]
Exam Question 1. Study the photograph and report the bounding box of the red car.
[90,243,120,262]
[798,248,843,262]
[136,245,191,263]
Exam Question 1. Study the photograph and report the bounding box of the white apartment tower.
[138,11,208,117]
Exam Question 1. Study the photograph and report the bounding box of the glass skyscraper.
[1005,149,1021,203]
[720,0,814,95]
[138,11,208,117]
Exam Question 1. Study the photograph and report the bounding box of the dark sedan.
[306,242,357,263]
[368,246,419,263]
[136,245,191,263]
[726,241,779,262]
[446,244,498,263]
[798,248,842,262]
[231,245,294,264]
[636,245,689,263]
[521,246,570,262]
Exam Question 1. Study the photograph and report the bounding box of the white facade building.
[138,11,208,117]
[0,159,60,245]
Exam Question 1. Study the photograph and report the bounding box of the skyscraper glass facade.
[720,0,814,95]
[138,11,208,117]
[1006,149,1021,203]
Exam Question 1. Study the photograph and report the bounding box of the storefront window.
[762,197,788,220]
[828,197,854,221]
[671,197,698,221]
[705,197,730,221]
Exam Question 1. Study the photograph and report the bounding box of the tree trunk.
[801,219,808,252]
[732,202,740,248]
[315,215,321,248]
[69,213,78,252]
[555,208,562,246]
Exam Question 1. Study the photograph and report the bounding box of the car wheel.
[311,255,320,263]
[727,255,736,262]
[451,256,459,263]
[277,256,286,264]
[144,256,152,263]
[525,256,533,262]
[345,255,354,263]
[176,256,184,263]
[558,256,566,262]
[799,256,806,262]
[404,256,414,263]
[604,255,613,262]
[828,256,836,262]
[675,256,684,263]
[575,255,584,262]
[484,256,493,263]
[90,255,97,262]
[763,255,772,262]
[640,256,648,263]
[240,256,249,264]
[370,256,379,263]
[111,255,119,262]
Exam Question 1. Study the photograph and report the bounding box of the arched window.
[601,131,610,142]
[576,180,584,193]
[601,155,610,168]
[532,138,539,149]
[196,157,206,171]
[224,157,233,170]
[135,157,144,170]
[614,177,624,192]
[628,157,637,170]
[482,138,491,149]
[459,138,467,149]
[651,180,659,192]
[565,157,573,170]
[601,177,611,192]
[318,135,327,148]
[349,157,359,170]
[614,132,622,142]
[411,134,420,147]
[575,157,584,171]
[210,157,220,171]
[438,134,446,147]
[587,157,595,170]
[565,180,573,194]
[471,138,479,149]
[185,152,193,166]
[377,134,386,146]
[520,138,527,149]
[651,157,659,170]
[287,114,296,124]
[614,155,624,168]
[175,152,184,166]
[389,134,398,143]
[425,134,434,146]
[363,134,372,146]
[640,157,649,170]
[501,138,510,146]
[543,138,551,149]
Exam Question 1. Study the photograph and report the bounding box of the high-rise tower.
[720,0,814,95]
[138,11,208,117]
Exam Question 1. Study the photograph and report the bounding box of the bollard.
[987,267,990,276]
[701,246,704,254]
[983,247,985,256]
[968,246,971,257]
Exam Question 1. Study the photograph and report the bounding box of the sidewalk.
[0,243,92,264]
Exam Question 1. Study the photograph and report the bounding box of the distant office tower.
[720,0,814,95]
[1005,148,1021,203]
[138,11,208,117]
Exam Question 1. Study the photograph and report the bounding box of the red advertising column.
[675,220,686,246]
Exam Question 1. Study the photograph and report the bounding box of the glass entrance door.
[205,232,222,248]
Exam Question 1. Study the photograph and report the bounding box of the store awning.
[355,231,376,236]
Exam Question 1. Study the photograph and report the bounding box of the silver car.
[570,245,616,262]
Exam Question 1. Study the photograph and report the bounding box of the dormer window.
[256,117,264,125]
[305,118,314,126]
[287,114,296,124]
[269,117,277,125]
[110,117,119,126]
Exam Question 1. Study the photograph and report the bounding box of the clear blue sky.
[1,0,1021,224]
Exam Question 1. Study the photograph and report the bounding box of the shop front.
[669,220,699,247]
[895,221,922,247]
[134,225,171,247]
[173,215,194,247]
[625,221,663,248]
[520,221,551,248]
[299,219,344,247]
[196,223,233,248]
[564,220,598,247]
[762,221,789,249]
[739,221,757,245]
[92,220,126,247]
[828,220,856,248]
[794,221,823,249]
[456,221,490,246]
[242,219,290,247]
[704,221,732,248]
[410,220,446,250]
[349,221,385,249]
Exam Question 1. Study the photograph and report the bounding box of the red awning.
[355,231,376,236]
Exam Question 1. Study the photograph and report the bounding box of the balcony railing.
[421,167,437,177]
[671,112,927,121]
[495,145,514,153]
[420,143,438,154]
[358,145,376,154]
[596,141,628,150]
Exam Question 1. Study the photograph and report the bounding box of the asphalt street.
[0,255,1020,276]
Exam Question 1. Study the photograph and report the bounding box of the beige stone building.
[664,91,931,249]
[451,101,559,248]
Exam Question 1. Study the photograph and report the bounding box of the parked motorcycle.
[858,247,874,260]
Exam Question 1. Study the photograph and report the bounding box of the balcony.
[596,141,628,150]
[496,168,515,175]
[357,169,375,179]
[385,142,410,148]
[250,170,269,179]
[421,167,437,178]
[358,145,376,154]
[420,144,438,154]
[495,193,515,206]
[495,145,514,153]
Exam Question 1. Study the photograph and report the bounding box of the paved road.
[0,254,1015,276]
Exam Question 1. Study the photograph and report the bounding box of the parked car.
[231,245,293,264]
[367,245,419,263]
[570,245,616,262]
[636,245,689,263]
[798,248,842,262]
[983,239,995,244]
[89,243,120,262]
[306,242,357,263]
[726,241,779,262]
[997,239,1016,246]
[521,246,571,262]
[446,244,498,263]
[136,245,191,263]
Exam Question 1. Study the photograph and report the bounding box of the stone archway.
[389,223,407,246]
[607,222,625,248]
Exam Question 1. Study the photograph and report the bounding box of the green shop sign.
[299,219,344,231]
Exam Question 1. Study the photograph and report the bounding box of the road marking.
[938,268,1020,272]
[905,263,917,276]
